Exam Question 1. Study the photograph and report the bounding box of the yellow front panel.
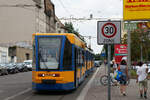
[32,71,74,84]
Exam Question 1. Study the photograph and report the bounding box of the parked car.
[99,60,102,65]
[147,63,150,73]
[24,60,32,71]
[16,63,28,72]
[94,61,101,67]
[6,63,19,74]
[94,62,100,67]
[0,64,8,75]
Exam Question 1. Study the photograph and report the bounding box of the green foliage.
[64,22,79,36]
[103,44,114,60]
[94,54,101,60]
[122,29,150,61]
[64,22,85,41]
[121,34,127,44]
[130,69,137,77]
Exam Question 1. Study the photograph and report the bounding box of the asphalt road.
[0,71,94,100]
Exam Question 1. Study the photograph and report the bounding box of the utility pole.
[82,36,96,49]
[127,26,131,69]
[107,44,111,100]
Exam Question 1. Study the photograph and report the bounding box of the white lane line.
[23,95,33,100]
[4,88,32,100]
[76,67,100,100]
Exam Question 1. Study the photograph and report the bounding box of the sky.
[51,0,123,54]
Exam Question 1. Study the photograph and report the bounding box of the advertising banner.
[123,0,150,20]
[114,44,127,64]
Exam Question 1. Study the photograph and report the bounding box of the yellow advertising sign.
[123,0,150,20]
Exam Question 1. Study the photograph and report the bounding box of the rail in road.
[0,68,98,100]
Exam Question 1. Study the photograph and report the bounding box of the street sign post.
[97,21,121,44]
[97,20,121,100]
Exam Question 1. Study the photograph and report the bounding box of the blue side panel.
[72,44,75,70]
[60,36,66,71]
[35,36,39,71]
[32,82,75,91]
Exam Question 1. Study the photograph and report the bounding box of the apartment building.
[0,0,56,44]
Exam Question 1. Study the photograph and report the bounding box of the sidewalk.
[84,64,150,100]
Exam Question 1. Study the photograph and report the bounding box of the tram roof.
[33,33,86,48]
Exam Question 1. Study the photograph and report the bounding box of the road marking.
[4,88,32,100]
[23,95,33,100]
[76,67,100,100]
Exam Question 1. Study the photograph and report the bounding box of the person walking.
[119,60,128,96]
[136,62,148,99]
[112,60,119,86]
[112,60,117,72]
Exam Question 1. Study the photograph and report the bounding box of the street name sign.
[124,22,137,31]
[101,53,106,57]
[97,21,121,45]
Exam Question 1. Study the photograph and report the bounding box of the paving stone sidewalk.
[85,64,150,100]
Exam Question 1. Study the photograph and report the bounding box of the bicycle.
[100,74,130,86]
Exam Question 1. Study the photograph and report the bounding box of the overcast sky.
[51,0,123,54]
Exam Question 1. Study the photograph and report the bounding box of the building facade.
[0,0,66,63]
[0,0,56,44]
[9,46,32,63]
[0,46,9,63]
[55,16,68,33]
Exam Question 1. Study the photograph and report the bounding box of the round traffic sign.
[101,23,117,38]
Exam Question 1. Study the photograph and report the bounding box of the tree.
[122,28,150,61]
[103,44,114,60]
[64,22,85,41]
[64,22,79,36]
[94,54,101,60]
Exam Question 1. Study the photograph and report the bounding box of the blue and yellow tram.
[32,33,94,91]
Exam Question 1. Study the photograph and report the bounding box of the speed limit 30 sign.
[97,21,121,44]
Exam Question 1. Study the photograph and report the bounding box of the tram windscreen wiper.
[38,51,49,70]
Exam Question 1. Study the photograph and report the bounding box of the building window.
[11,56,14,63]
[26,53,30,60]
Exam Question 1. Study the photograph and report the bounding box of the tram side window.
[75,48,79,67]
[79,50,82,67]
[75,49,84,67]
[63,38,72,70]
[82,51,85,67]
[75,48,78,67]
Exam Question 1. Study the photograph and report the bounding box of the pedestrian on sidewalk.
[136,61,148,99]
[104,59,107,66]
[112,60,118,72]
[119,60,128,96]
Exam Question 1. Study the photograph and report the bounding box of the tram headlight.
[52,74,60,77]
[38,73,45,77]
